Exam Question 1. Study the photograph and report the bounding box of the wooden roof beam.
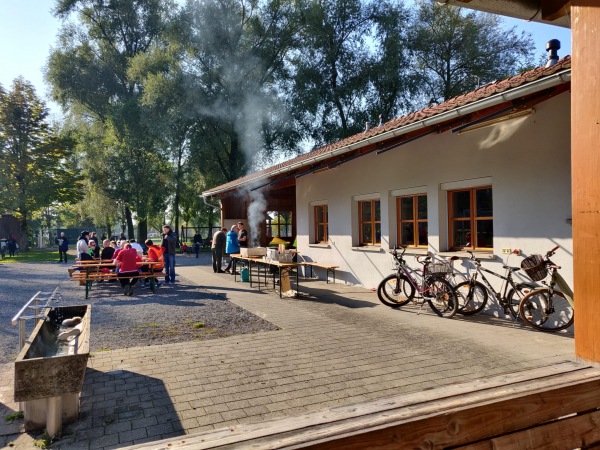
[542,0,572,21]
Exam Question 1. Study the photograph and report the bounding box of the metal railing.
[11,287,61,351]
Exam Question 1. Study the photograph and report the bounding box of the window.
[448,187,493,250]
[314,205,328,243]
[397,195,427,247]
[359,200,381,246]
[266,211,292,238]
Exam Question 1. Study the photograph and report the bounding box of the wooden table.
[70,260,163,299]
[231,255,302,298]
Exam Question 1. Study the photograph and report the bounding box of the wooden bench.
[302,262,339,284]
[69,267,163,298]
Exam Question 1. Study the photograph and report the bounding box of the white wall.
[296,92,572,296]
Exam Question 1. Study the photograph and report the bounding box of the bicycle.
[453,250,537,318]
[377,246,459,318]
[518,245,574,332]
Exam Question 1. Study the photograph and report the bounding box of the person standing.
[237,222,248,248]
[211,228,227,273]
[55,231,69,263]
[193,231,202,258]
[224,225,240,274]
[77,231,93,261]
[6,235,17,257]
[161,225,177,283]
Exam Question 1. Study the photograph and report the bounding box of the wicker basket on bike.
[425,262,453,276]
[520,254,547,281]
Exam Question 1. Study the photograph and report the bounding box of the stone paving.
[0,258,575,449]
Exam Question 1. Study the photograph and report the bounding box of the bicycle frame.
[463,250,533,315]
[397,262,436,297]
[389,248,439,297]
[541,251,574,308]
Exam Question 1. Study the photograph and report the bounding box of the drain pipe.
[202,195,221,214]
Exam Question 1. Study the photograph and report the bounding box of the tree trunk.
[137,215,147,243]
[105,215,112,240]
[125,206,134,239]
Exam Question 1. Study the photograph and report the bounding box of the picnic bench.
[302,262,339,284]
[68,260,163,299]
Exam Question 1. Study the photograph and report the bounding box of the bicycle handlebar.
[547,245,560,257]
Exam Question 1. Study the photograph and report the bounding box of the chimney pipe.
[545,39,560,67]
[365,121,370,132]
[378,114,384,127]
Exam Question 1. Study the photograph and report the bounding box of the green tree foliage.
[290,0,375,145]
[137,0,301,182]
[0,78,83,246]
[47,0,175,239]
[408,0,535,104]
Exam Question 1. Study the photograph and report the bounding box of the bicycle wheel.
[455,281,488,315]
[426,277,458,318]
[377,274,414,308]
[506,283,537,318]
[519,289,574,332]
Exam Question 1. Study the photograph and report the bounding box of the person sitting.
[141,239,164,288]
[115,243,142,296]
[130,239,144,255]
[100,239,115,260]
[88,239,100,259]
[181,242,189,254]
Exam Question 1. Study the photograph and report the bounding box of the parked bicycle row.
[377,245,574,333]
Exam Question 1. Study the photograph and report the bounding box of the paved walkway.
[0,259,575,449]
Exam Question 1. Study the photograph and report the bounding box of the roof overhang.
[203,66,571,199]
[437,0,571,28]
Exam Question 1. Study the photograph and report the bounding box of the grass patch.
[4,411,23,422]
[0,248,67,264]
[33,432,53,449]
[192,322,205,329]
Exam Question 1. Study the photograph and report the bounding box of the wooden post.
[572,1,600,363]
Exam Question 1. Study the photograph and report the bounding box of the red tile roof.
[204,56,571,197]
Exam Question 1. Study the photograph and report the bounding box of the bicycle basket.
[521,254,547,281]
[427,262,452,275]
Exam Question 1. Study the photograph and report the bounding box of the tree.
[0,78,83,247]
[408,0,535,104]
[290,0,375,145]
[170,0,301,181]
[47,0,175,240]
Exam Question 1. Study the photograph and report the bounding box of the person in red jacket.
[115,243,141,296]
[141,239,164,288]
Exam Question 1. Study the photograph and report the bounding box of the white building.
[204,57,572,309]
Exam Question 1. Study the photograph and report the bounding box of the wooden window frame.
[358,200,381,246]
[266,210,293,238]
[313,205,328,244]
[448,186,493,251]
[396,194,428,248]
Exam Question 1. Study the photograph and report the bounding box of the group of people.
[211,222,247,274]
[1,235,18,259]
[71,225,178,296]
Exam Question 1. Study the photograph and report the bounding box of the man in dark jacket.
[161,225,177,283]
[211,228,227,273]
[55,231,69,263]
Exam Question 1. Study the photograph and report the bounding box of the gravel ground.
[0,252,279,365]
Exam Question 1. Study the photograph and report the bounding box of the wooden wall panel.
[572,2,600,362]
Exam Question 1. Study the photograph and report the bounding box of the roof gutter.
[203,69,571,198]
